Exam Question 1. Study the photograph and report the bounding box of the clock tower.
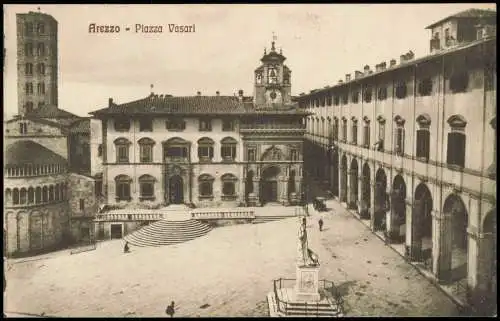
[254,39,292,109]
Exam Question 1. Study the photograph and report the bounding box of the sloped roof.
[425,8,496,29]
[5,140,67,167]
[25,105,81,119]
[69,118,91,134]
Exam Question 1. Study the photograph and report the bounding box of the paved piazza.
[5,202,461,317]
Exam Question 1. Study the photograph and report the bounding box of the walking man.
[318,217,324,231]
[166,301,175,318]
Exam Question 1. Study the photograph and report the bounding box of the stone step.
[126,228,210,241]
[132,226,212,236]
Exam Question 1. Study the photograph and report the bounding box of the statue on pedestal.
[297,217,320,267]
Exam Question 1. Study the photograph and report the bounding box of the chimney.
[216,91,220,96]
[400,54,407,64]
[406,50,414,60]
[238,89,244,101]
[363,65,370,75]
[390,59,397,67]
[108,98,113,107]
[380,62,387,71]
[338,79,343,84]
[375,64,381,72]
[197,91,201,96]
[354,71,363,79]
[345,74,351,82]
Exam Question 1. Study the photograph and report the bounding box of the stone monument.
[295,216,321,302]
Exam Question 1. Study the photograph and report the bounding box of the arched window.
[221,173,238,200]
[363,116,371,148]
[115,175,132,201]
[42,186,48,202]
[35,187,42,204]
[197,137,214,162]
[20,188,27,205]
[352,117,358,145]
[138,137,155,163]
[198,174,214,199]
[138,175,155,200]
[28,187,34,204]
[446,115,467,168]
[416,114,431,161]
[394,115,406,156]
[13,189,20,205]
[221,137,237,162]
[114,138,131,163]
[5,189,12,205]
[49,185,55,202]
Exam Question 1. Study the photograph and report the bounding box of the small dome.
[5,140,67,167]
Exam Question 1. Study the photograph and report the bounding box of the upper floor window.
[25,22,34,36]
[139,175,155,200]
[221,174,237,198]
[197,137,214,162]
[114,118,130,132]
[166,118,186,131]
[199,118,212,131]
[327,95,332,106]
[342,118,347,142]
[450,71,469,93]
[363,117,370,148]
[115,175,132,201]
[446,115,467,168]
[376,116,386,151]
[25,82,34,95]
[37,82,45,95]
[25,43,33,56]
[114,138,131,163]
[138,137,155,163]
[25,63,33,75]
[394,115,405,156]
[221,137,237,162]
[37,43,45,56]
[247,148,256,162]
[37,23,45,34]
[363,87,372,103]
[341,92,348,105]
[351,118,358,145]
[198,174,214,198]
[334,118,339,140]
[378,87,387,101]
[418,78,433,96]
[139,118,153,132]
[395,82,407,99]
[334,95,340,106]
[351,91,360,104]
[222,119,235,131]
[416,114,431,162]
[37,63,45,75]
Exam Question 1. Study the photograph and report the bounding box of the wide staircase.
[124,219,212,247]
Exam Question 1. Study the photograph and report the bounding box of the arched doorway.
[349,159,359,210]
[361,163,371,219]
[411,183,433,265]
[390,175,407,243]
[331,150,339,197]
[260,166,280,204]
[340,155,348,203]
[169,175,184,204]
[442,194,469,282]
[374,168,388,231]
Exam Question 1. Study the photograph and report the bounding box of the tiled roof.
[426,8,496,29]
[69,118,91,134]
[90,94,308,116]
[5,141,67,167]
[25,105,81,119]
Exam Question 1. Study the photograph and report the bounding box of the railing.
[191,210,255,220]
[272,278,342,316]
[94,213,164,221]
[240,123,306,130]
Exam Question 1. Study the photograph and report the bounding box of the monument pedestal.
[293,265,321,302]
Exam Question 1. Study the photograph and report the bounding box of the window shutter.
[447,133,455,165]
[424,131,430,160]
[458,134,466,167]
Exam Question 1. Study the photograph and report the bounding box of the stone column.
[369,182,376,230]
[281,176,289,205]
[357,176,363,216]
[470,232,496,311]
[252,177,261,206]
[434,212,452,282]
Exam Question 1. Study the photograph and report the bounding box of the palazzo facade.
[297,9,496,314]
[90,41,308,209]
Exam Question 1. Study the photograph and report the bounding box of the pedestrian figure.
[318,218,324,231]
[123,241,130,253]
[166,301,175,318]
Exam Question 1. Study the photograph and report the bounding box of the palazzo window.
[351,118,358,145]
[416,114,431,162]
[25,82,34,95]
[199,118,212,131]
[25,63,33,75]
[363,117,370,148]
[25,43,33,56]
[351,91,360,104]
[37,63,45,75]
[166,118,186,131]
[394,115,405,156]
[37,43,45,56]
[37,82,45,95]
[139,118,153,132]
[446,115,467,168]
[378,87,387,101]
[395,82,407,99]
[115,175,132,201]
[139,138,155,163]
[334,95,340,106]
[165,146,188,158]
[327,95,332,106]
[197,137,214,162]
[418,78,433,96]
[222,119,235,131]
[341,92,348,105]
[139,175,155,201]
[114,118,131,132]
[342,118,347,142]
[198,174,214,199]
[221,137,237,162]
[363,87,373,103]
[25,22,34,36]
[377,116,386,151]
[450,71,469,93]
[114,138,131,163]
[221,173,238,200]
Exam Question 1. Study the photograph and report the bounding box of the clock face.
[267,90,282,103]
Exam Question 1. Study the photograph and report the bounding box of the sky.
[3,3,497,118]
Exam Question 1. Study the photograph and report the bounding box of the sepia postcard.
[3,3,497,318]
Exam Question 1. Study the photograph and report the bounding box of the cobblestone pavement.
[5,196,460,317]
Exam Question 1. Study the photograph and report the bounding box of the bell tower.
[254,35,292,109]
